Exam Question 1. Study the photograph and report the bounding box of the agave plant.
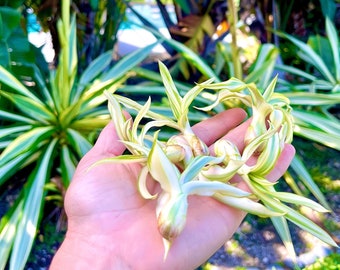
[94,61,337,260]
[0,0,156,269]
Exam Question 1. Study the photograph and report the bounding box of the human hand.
[50,108,295,270]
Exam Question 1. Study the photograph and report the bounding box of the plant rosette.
[93,61,337,260]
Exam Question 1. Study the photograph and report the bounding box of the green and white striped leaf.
[0,125,32,140]
[148,138,181,194]
[0,127,55,165]
[0,200,23,270]
[0,66,40,102]
[132,97,152,143]
[78,50,113,89]
[0,151,32,185]
[0,110,36,124]
[115,94,172,121]
[325,17,340,82]
[60,145,77,187]
[245,43,279,88]
[275,64,318,82]
[270,216,297,262]
[91,155,147,167]
[183,181,250,197]
[106,91,131,142]
[182,78,215,114]
[290,156,331,210]
[261,193,337,247]
[70,117,110,131]
[101,42,157,82]
[269,192,329,213]
[143,25,219,81]
[179,155,224,184]
[293,125,340,151]
[159,61,183,121]
[66,128,93,157]
[292,109,340,134]
[138,166,157,199]
[0,92,55,123]
[285,92,340,106]
[9,139,57,270]
[214,193,284,217]
[274,30,335,84]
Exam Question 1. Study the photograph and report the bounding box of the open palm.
[51,109,295,270]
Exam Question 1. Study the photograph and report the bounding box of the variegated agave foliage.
[97,61,337,259]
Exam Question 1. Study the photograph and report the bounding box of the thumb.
[75,120,127,174]
[266,143,295,182]
[76,111,132,172]
[91,121,126,157]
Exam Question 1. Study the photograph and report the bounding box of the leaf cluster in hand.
[98,61,337,260]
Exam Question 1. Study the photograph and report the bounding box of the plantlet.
[94,61,338,260]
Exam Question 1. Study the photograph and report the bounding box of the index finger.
[192,108,247,147]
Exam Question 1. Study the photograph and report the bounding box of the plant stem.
[227,0,242,79]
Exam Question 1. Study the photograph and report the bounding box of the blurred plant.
[304,252,340,270]
[23,0,126,70]
[125,0,233,81]
[274,0,338,35]
[276,17,340,94]
[0,0,48,85]
[127,0,277,82]
[0,0,25,68]
[272,17,340,204]
[94,61,337,261]
[143,1,272,80]
[0,0,156,269]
